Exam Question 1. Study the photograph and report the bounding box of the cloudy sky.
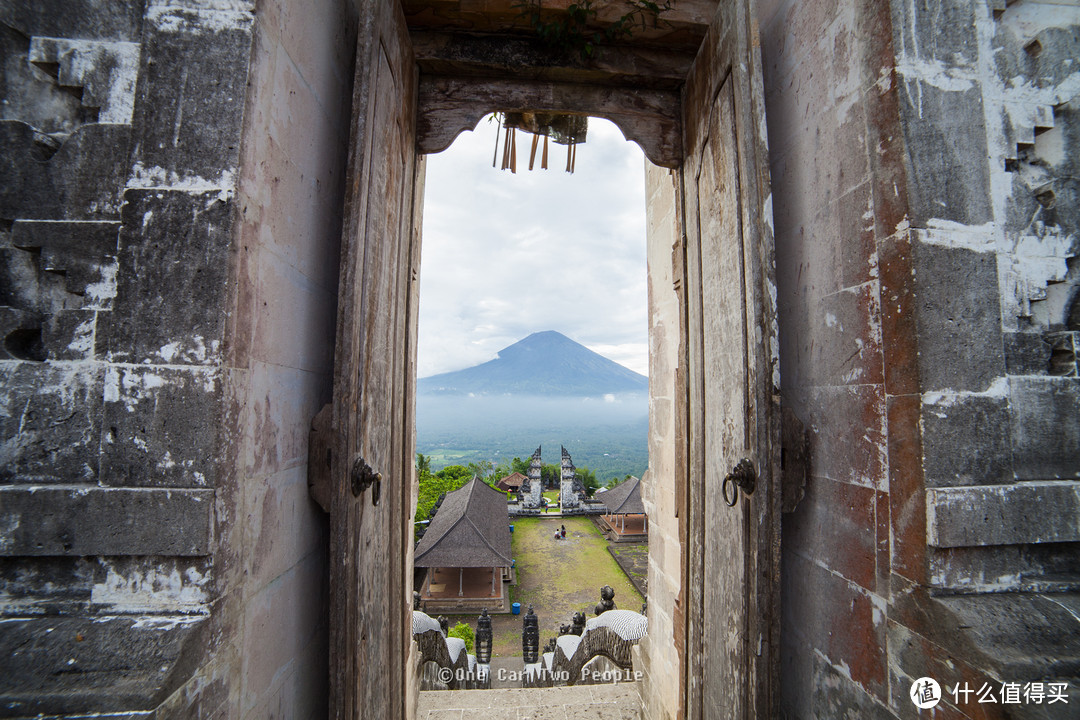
[417,116,650,378]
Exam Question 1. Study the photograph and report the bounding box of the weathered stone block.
[11,220,119,305]
[896,82,992,226]
[782,552,887,700]
[810,651,894,719]
[0,614,207,716]
[0,362,102,484]
[887,393,927,583]
[1010,376,1080,480]
[886,618,997,720]
[0,1,146,42]
[783,475,877,590]
[914,241,1005,392]
[103,189,232,365]
[927,482,1080,548]
[808,281,883,387]
[240,552,326,713]
[1004,331,1053,376]
[807,384,886,489]
[934,592,1080,680]
[130,4,253,182]
[0,486,213,556]
[921,393,1013,487]
[878,231,920,396]
[0,556,97,614]
[930,542,1080,594]
[43,309,97,360]
[0,122,131,221]
[100,365,221,488]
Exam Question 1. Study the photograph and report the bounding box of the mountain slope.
[418,331,647,396]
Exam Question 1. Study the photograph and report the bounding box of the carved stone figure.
[522,605,539,664]
[594,585,616,616]
[475,608,493,664]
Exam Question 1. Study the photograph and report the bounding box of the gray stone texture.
[0,614,207,716]
[914,241,1005,393]
[1010,377,1080,480]
[103,190,232,366]
[0,362,102,484]
[0,122,132,221]
[891,0,993,227]
[921,393,1013,487]
[1004,330,1054,375]
[0,0,146,42]
[927,482,1080,548]
[99,365,222,488]
[129,5,252,183]
[930,543,1080,593]
[0,486,213,556]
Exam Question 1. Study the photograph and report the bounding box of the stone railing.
[522,596,647,688]
[412,610,489,690]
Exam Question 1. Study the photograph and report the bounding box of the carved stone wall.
[757,0,1080,717]
[0,0,355,716]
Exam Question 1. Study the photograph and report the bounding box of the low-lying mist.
[415,393,649,481]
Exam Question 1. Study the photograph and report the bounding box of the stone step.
[416,682,640,719]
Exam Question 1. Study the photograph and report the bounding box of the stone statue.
[522,605,539,664]
[571,610,586,635]
[413,591,421,610]
[594,585,616,616]
[438,615,449,636]
[475,608,493,664]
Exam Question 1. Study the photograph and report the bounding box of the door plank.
[330,2,417,718]
[678,0,780,717]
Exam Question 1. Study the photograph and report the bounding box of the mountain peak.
[418,331,647,397]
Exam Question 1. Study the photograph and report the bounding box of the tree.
[576,466,599,497]
[447,622,474,654]
[416,453,432,475]
[540,463,560,489]
[510,456,531,475]
[414,464,474,538]
[467,460,496,486]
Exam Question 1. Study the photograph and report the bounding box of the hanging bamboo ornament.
[529,132,540,171]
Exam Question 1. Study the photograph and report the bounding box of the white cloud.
[417,116,649,378]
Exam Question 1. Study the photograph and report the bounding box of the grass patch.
[439,516,643,658]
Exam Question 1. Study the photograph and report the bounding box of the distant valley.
[416,332,649,482]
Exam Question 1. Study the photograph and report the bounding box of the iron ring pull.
[722,458,757,507]
[351,455,383,506]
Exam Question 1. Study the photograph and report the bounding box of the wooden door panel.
[699,74,750,717]
[331,3,417,718]
[679,0,779,717]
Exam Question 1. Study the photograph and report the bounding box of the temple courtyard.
[440,516,645,658]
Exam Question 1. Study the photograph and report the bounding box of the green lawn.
[505,516,644,656]
[437,516,644,657]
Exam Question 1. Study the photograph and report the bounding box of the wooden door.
[329,1,419,717]
[678,0,780,717]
